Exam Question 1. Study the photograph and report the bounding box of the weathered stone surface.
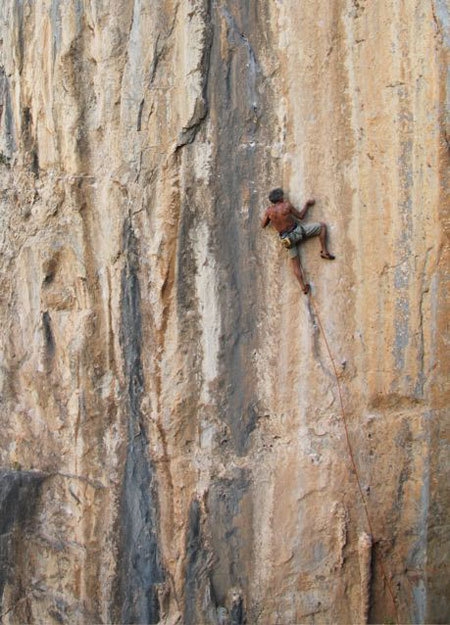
[0,1,448,623]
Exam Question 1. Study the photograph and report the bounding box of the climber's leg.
[291,255,310,294]
[318,222,335,260]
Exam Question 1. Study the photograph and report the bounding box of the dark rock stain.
[137,98,144,131]
[183,499,210,625]
[182,471,251,625]
[0,470,45,614]
[204,3,274,455]
[19,106,39,177]
[176,198,199,323]
[42,311,55,361]
[230,592,245,625]
[114,219,165,625]
[31,149,39,178]
[0,67,16,158]
[207,470,250,619]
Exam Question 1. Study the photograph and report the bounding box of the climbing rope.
[308,293,400,625]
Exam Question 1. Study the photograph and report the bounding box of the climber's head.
[269,188,284,203]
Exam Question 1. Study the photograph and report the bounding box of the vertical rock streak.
[117,221,165,624]
[206,3,267,455]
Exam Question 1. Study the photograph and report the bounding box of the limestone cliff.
[0,1,448,624]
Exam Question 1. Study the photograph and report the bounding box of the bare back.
[264,200,297,233]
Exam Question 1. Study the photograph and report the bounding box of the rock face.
[0,1,448,623]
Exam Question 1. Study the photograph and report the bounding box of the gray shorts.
[286,222,322,257]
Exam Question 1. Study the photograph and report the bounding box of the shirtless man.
[261,187,335,294]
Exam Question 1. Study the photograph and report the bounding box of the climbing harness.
[280,223,304,249]
[308,292,400,625]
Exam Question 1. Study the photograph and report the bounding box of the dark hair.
[268,188,284,203]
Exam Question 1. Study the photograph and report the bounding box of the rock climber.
[261,187,335,295]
